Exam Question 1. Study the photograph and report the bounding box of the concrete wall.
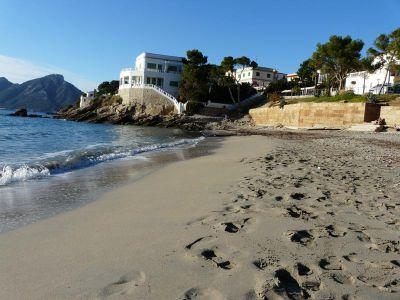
[119,87,175,115]
[381,106,400,126]
[249,102,381,127]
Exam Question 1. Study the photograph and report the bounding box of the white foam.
[0,165,50,186]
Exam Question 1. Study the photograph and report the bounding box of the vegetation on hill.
[179,49,257,105]
[285,92,399,105]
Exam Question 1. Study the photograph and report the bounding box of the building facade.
[79,91,95,108]
[286,73,299,82]
[119,52,184,97]
[232,66,286,90]
[345,67,399,95]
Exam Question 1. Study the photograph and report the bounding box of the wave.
[0,137,204,186]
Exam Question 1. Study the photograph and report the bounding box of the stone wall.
[380,106,400,126]
[118,87,176,115]
[249,102,381,127]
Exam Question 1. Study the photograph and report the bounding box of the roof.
[137,52,184,62]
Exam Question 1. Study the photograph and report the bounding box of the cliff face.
[0,74,82,112]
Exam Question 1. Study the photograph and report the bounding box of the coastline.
[0,134,399,299]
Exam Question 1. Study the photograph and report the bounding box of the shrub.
[185,101,205,115]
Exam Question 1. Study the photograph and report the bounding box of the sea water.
[0,110,207,233]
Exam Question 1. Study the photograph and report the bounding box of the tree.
[179,50,210,103]
[368,28,400,94]
[310,35,365,90]
[297,59,317,87]
[219,56,258,103]
[97,80,119,95]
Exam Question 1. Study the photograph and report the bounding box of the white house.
[345,57,400,95]
[286,73,299,82]
[79,90,95,108]
[345,68,398,95]
[119,52,184,97]
[232,66,286,90]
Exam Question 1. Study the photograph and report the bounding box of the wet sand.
[0,133,399,299]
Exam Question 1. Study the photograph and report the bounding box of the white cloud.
[0,54,97,91]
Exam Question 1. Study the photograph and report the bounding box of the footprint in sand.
[200,249,233,270]
[180,287,225,300]
[273,269,303,300]
[318,257,342,271]
[330,272,355,285]
[97,270,146,298]
[287,230,314,246]
[221,218,251,233]
[296,263,313,276]
[324,224,347,238]
[286,206,317,221]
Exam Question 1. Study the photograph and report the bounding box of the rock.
[10,108,28,117]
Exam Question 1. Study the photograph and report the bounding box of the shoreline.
[0,134,399,299]
[0,134,216,234]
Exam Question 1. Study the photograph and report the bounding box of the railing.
[129,83,185,114]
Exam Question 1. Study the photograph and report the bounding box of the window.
[267,74,271,78]
[256,72,260,77]
[146,77,151,84]
[167,65,178,73]
[157,64,163,72]
[156,78,163,87]
[147,63,157,69]
[248,72,251,76]
[124,76,129,84]
[170,81,179,87]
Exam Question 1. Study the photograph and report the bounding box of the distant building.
[286,73,299,82]
[118,52,185,114]
[231,66,286,90]
[79,91,95,108]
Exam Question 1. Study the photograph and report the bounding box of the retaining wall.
[249,102,381,127]
[118,88,176,115]
[380,106,400,126]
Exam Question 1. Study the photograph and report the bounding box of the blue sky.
[0,0,399,90]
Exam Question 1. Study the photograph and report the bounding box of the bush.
[185,101,205,115]
[268,92,281,103]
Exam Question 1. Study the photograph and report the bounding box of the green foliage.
[184,101,205,115]
[368,28,400,94]
[97,80,119,96]
[366,92,377,104]
[264,79,291,94]
[179,49,210,103]
[297,59,317,87]
[100,95,122,107]
[309,35,366,90]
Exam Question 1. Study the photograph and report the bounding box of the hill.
[0,74,83,112]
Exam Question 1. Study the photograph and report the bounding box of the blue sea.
[0,109,206,233]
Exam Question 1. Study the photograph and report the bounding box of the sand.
[0,133,399,299]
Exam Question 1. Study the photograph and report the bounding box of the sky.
[0,0,399,91]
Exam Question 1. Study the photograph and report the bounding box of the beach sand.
[0,134,399,299]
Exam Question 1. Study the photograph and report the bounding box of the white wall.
[234,67,286,88]
[345,68,395,94]
[119,53,184,97]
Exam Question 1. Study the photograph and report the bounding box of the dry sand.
[0,133,399,299]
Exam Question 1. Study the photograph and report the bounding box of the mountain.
[0,77,16,91]
[0,74,83,112]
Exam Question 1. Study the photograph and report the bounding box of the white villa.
[345,65,399,95]
[118,52,185,114]
[119,52,184,97]
[232,66,286,90]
